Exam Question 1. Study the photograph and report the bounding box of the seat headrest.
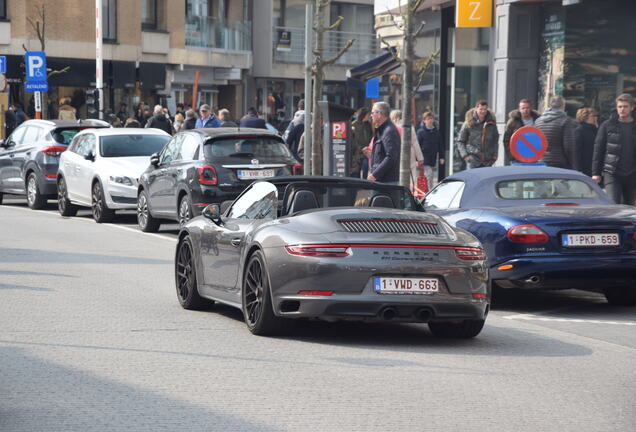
[370,195,394,208]
[288,190,319,214]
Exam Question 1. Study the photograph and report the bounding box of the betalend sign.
[510,126,548,163]
[456,0,493,28]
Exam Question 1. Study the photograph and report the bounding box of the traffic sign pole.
[34,91,42,119]
[96,0,104,120]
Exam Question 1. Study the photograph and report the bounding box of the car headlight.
[109,175,134,186]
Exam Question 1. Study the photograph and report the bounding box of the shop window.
[103,0,117,42]
[0,0,6,19]
[141,0,157,30]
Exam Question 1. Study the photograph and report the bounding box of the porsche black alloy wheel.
[92,181,114,223]
[428,319,485,339]
[26,173,46,209]
[175,236,212,310]
[242,250,285,336]
[137,190,161,232]
[603,287,636,306]
[178,195,192,227]
[57,177,78,216]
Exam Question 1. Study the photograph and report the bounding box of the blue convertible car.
[423,166,636,306]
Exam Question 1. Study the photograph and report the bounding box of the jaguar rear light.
[285,244,352,258]
[292,163,303,175]
[41,146,67,157]
[507,224,549,244]
[454,247,486,260]
[198,165,217,186]
[544,202,579,206]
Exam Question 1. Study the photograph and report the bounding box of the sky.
[374,0,407,14]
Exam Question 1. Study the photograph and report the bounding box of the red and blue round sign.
[510,126,548,163]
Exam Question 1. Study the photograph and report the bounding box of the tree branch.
[324,39,354,66]
[378,36,402,64]
[409,0,426,14]
[413,21,427,39]
[326,15,344,31]
[413,49,440,93]
[47,66,70,80]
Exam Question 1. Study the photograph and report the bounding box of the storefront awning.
[346,48,400,83]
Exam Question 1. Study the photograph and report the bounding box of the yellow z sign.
[456,0,493,28]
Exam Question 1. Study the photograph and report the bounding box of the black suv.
[137,128,301,232]
[0,119,110,208]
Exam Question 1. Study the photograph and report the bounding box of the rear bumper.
[491,255,636,289]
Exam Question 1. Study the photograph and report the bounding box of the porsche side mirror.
[150,153,160,166]
[203,204,223,226]
[85,152,95,161]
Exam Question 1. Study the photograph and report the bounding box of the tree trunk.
[399,2,416,188]
[311,0,325,175]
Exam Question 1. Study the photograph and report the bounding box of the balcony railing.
[186,16,251,51]
[273,26,381,66]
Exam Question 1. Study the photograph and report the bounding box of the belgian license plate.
[562,233,620,247]
[374,277,439,294]
[237,169,276,179]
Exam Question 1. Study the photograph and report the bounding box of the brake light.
[298,290,334,296]
[285,244,351,258]
[507,224,549,244]
[454,247,486,260]
[198,165,217,186]
[41,146,67,157]
[292,163,303,175]
[544,203,579,206]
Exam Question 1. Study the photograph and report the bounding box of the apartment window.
[273,0,305,28]
[330,3,374,34]
[141,0,157,30]
[0,0,7,20]
[103,0,117,41]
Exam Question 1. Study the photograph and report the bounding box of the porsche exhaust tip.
[379,307,398,320]
[414,308,433,322]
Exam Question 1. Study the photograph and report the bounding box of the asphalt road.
[1,197,635,431]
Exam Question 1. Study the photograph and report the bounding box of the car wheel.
[175,236,213,310]
[91,181,115,223]
[242,250,286,336]
[26,173,46,209]
[428,319,485,339]
[603,287,636,306]
[57,177,78,217]
[137,189,161,232]
[178,195,192,227]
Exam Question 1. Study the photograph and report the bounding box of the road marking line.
[1,204,176,242]
[503,313,636,326]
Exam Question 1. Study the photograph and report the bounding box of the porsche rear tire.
[603,287,636,306]
[242,250,286,336]
[428,319,485,339]
[175,236,213,310]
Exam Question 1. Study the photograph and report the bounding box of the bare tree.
[310,0,354,175]
[378,0,439,188]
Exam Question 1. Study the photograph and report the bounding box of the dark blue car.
[423,166,636,306]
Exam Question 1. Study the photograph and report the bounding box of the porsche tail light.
[41,146,67,157]
[507,224,549,244]
[298,290,334,296]
[454,247,486,260]
[285,244,351,258]
[198,165,217,186]
[292,163,303,175]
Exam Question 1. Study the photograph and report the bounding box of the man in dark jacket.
[145,104,174,135]
[535,96,576,168]
[4,104,17,138]
[183,109,197,130]
[457,100,499,169]
[592,93,636,204]
[417,111,444,187]
[503,99,540,164]
[368,101,400,183]
[574,108,598,176]
[218,109,238,127]
[240,107,267,129]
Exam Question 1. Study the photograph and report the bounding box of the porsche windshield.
[100,135,170,157]
[204,137,292,158]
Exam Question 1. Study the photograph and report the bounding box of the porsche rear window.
[496,179,598,200]
[204,137,291,158]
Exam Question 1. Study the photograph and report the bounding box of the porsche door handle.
[230,238,242,247]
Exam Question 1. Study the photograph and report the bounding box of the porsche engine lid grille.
[338,219,442,235]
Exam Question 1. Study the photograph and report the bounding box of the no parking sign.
[510,126,548,163]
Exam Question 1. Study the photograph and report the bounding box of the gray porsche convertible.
[174,177,489,338]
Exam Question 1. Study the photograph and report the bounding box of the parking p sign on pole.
[24,51,48,92]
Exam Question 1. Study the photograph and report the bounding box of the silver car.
[175,177,489,338]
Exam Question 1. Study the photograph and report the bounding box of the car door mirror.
[202,204,223,226]
[85,151,95,162]
[150,152,160,166]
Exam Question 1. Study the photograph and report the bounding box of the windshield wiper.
[228,152,255,157]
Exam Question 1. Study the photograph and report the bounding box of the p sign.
[25,52,47,81]
[456,0,493,28]
[332,122,347,140]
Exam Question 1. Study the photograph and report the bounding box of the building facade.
[0,0,251,122]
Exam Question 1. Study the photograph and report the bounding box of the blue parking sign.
[25,52,47,81]
[0,56,6,74]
